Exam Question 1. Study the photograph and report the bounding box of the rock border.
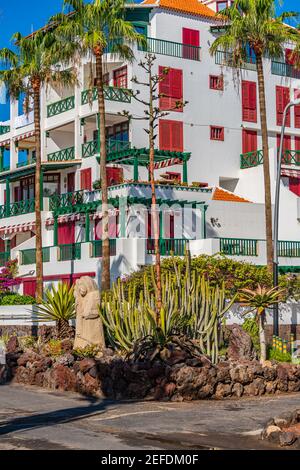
[262,410,300,448]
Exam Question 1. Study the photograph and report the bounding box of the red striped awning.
[0,221,35,237]
[46,213,83,226]
[0,139,10,147]
[281,168,300,178]
[153,158,183,170]
[13,130,36,142]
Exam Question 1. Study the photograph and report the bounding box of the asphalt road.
[1,384,300,450]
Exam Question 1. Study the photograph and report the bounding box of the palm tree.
[52,0,144,292]
[0,31,76,301]
[239,285,286,362]
[210,0,300,274]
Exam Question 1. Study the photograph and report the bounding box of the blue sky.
[0,0,299,121]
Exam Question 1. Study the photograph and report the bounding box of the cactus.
[99,253,236,363]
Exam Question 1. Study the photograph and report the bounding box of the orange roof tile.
[141,0,217,19]
[212,187,252,203]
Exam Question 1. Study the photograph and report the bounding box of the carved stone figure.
[74,277,105,350]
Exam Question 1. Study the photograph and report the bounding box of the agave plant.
[35,282,76,339]
[238,285,286,362]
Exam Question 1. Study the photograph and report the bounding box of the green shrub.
[0,294,36,305]
[242,317,260,353]
[268,346,292,363]
[44,339,64,358]
[18,336,38,350]
[73,345,101,359]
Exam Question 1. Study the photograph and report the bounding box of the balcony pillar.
[5,178,10,217]
[85,211,90,242]
[40,169,44,210]
[182,156,188,184]
[54,216,58,246]
[119,197,127,238]
[133,156,139,182]
[0,147,3,172]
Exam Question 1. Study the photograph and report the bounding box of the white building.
[0,0,300,295]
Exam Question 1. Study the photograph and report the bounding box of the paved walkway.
[1,384,300,450]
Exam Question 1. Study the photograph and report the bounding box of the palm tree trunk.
[95,48,110,292]
[148,59,162,324]
[256,54,273,273]
[33,80,43,301]
[259,311,267,363]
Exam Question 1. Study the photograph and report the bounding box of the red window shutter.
[159,120,172,150]
[159,66,171,111]
[81,168,92,191]
[276,86,290,126]
[277,134,291,152]
[159,67,183,112]
[295,136,300,152]
[286,48,296,66]
[242,81,257,122]
[182,28,200,60]
[23,280,37,298]
[171,121,183,151]
[58,222,75,245]
[295,89,300,128]
[242,130,257,154]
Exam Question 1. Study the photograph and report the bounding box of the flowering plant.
[0,259,20,294]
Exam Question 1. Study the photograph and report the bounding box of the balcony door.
[58,222,75,246]
[20,176,35,201]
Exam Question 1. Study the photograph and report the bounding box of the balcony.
[0,125,10,136]
[50,190,86,212]
[240,150,263,169]
[58,243,82,261]
[0,198,35,220]
[17,156,36,168]
[91,240,117,258]
[81,85,131,105]
[138,37,201,61]
[271,61,300,79]
[278,241,300,258]
[20,247,51,266]
[220,238,258,256]
[48,146,75,162]
[215,50,256,71]
[147,239,188,256]
[82,139,131,158]
[47,96,75,118]
[282,150,300,166]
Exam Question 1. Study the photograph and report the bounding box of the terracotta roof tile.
[141,0,217,18]
[212,187,252,203]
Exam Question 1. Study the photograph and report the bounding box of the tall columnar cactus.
[100,253,236,363]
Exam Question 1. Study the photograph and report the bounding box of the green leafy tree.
[0,31,76,300]
[52,0,144,292]
[210,0,300,273]
[238,285,285,362]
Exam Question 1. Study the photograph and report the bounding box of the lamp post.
[273,97,300,336]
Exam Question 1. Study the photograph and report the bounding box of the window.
[182,28,200,60]
[295,136,300,152]
[217,1,228,12]
[159,66,183,112]
[159,120,183,152]
[113,66,128,89]
[276,86,290,127]
[44,174,60,197]
[289,177,300,196]
[209,75,223,91]
[242,130,257,154]
[106,122,129,142]
[81,168,92,191]
[285,48,297,66]
[210,126,224,141]
[277,134,291,152]
[242,81,257,123]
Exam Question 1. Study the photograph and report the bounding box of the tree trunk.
[259,311,267,363]
[256,54,273,273]
[33,81,43,302]
[57,319,73,340]
[148,59,162,324]
[95,49,110,292]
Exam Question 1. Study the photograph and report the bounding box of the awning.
[0,139,10,147]
[153,157,183,170]
[281,168,300,178]
[13,130,36,142]
[46,213,83,226]
[0,221,35,237]
[92,209,119,220]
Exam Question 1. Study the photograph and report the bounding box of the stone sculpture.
[74,276,105,350]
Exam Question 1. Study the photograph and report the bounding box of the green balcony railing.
[17,157,36,168]
[91,240,117,258]
[0,125,10,135]
[240,150,264,169]
[9,198,35,217]
[147,239,187,256]
[215,50,257,70]
[21,247,51,266]
[81,85,131,105]
[0,252,10,266]
[50,190,85,212]
[0,165,10,173]
[271,61,300,79]
[48,146,75,162]
[278,241,300,258]
[47,96,75,118]
[58,243,81,261]
[138,37,201,61]
[82,139,131,158]
[220,238,258,257]
[281,150,300,166]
